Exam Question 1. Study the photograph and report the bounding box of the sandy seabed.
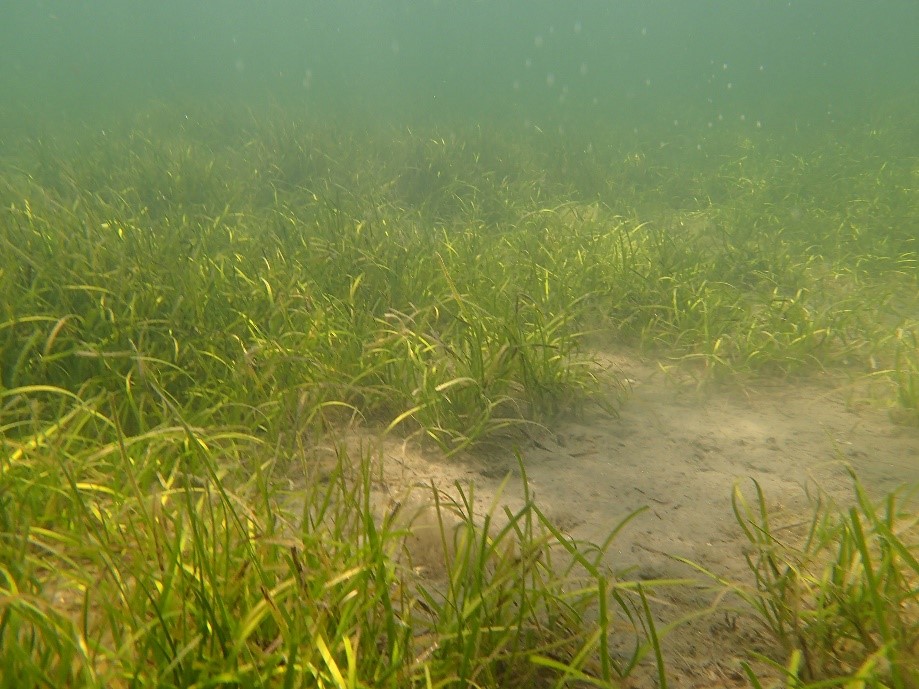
[313,350,919,688]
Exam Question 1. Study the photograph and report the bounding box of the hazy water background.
[2,0,917,139]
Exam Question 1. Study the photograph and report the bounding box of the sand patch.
[331,349,919,686]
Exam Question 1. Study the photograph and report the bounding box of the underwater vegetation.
[710,474,919,689]
[0,106,917,686]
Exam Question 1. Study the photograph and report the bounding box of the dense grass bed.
[1,107,917,687]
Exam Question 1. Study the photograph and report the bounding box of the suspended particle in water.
[580,62,589,76]
[546,72,555,88]
[525,57,532,68]
[574,20,582,33]
[534,35,544,48]
[391,40,400,54]
[512,79,520,91]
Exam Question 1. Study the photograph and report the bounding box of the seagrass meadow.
[0,103,917,688]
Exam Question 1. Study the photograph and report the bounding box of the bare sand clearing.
[314,351,919,687]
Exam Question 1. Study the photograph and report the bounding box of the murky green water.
[2,1,917,136]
